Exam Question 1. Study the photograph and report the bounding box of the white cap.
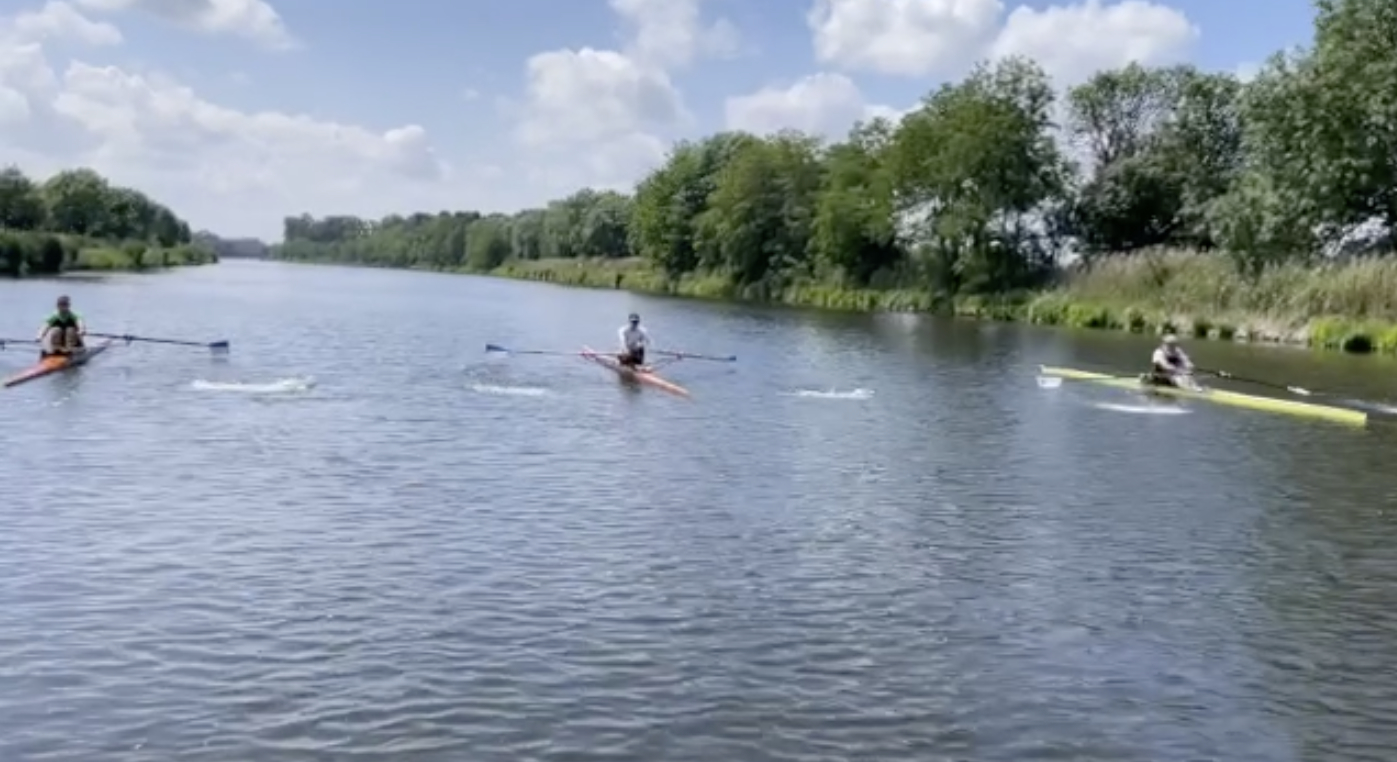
[1162,333,1178,344]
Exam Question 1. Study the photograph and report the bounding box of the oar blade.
[485,343,510,353]
[1036,375,1064,389]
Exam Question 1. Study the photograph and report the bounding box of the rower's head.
[56,295,72,313]
[628,313,640,326]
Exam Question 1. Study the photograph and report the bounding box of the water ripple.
[3,263,1397,761]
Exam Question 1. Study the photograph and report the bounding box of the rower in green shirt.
[38,295,86,357]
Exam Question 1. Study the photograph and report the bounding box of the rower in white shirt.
[1149,334,1199,389]
[617,313,651,369]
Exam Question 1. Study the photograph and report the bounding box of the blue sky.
[0,0,1319,240]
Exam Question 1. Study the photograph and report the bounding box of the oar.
[1198,368,1315,396]
[656,349,737,362]
[485,344,590,357]
[0,338,38,349]
[89,332,229,352]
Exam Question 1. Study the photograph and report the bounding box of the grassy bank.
[488,258,949,313]
[483,250,1397,354]
[0,231,218,277]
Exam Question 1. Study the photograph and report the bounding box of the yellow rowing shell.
[1039,366,1368,426]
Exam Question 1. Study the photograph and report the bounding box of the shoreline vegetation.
[270,0,1397,354]
[0,166,217,277]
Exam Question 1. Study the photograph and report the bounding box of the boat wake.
[788,388,875,400]
[190,377,316,394]
[1094,401,1189,415]
[470,383,549,397]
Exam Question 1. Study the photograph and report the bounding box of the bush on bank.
[1021,250,1397,353]
[484,250,1397,354]
[0,231,218,276]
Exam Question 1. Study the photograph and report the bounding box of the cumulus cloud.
[0,2,474,238]
[510,0,740,193]
[75,0,293,49]
[725,73,901,137]
[610,0,740,68]
[807,0,1198,86]
[808,0,1005,77]
[516,48,684,146]
[13,1,122,45]
[991,0,1198,85]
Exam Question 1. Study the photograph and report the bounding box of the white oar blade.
[1037,375,1063,389]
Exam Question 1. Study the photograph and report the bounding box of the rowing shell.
[581,345,690,397]
[1039,366,1368,426]
[3,339,116,388]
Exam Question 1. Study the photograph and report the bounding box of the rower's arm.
[618,325,627,348]
[36,317,51,341]
[640,326,652,346]
[76,314,87,334]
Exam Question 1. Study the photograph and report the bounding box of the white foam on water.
[788,388,875,400]
[1094,402,1189,415]
[470,383,549,397]
[190,377,316,394]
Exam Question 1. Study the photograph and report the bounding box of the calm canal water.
[3,261,1396,761]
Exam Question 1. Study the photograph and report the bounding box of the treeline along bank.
[272,0,1397,352]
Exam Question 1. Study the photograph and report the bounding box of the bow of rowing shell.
[581,346,691,397]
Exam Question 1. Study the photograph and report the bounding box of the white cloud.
[808,0,1005,77]
[75,0,293,49]
[13,1,122,46]
[725,73,900,138]
[0,2,478,239]
[807,0,1199,86]
[511,0,740,193]
[516,48,683,146]
[610,0,740,67]
[991,0,1199,85]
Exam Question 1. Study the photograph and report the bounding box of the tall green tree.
[810,118,902,286]
[696,130,823,286]
[890,57,1067,293]
[0,166,46,231]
